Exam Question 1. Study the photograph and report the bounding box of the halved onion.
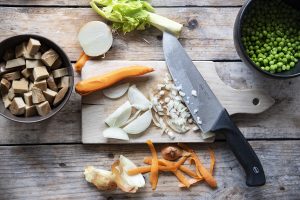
[119,155,145,188]
[105,101,132,127]
[78,21,113,56]
[103,127,129,140]
[128,85,152,111]
[103,83,130,99]
[123,110,152,134]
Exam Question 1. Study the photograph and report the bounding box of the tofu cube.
[27,38,41,56]
[21,68,32,79]
[0,78,11,93]
[36,101,51,116]
[58,76,70,89]
[26,60,44,69]
[53,87,68,106]
[31,86,46,104]
[7,88,15,100]
[2,94,12,108]
[33,80,47,91]
[5,57,25,69]
[2,48,14,61]
[25,105,37,117]
[52,68,68,78]
[15,42,27,58]
[33,66,49,81]
[24,91,33,106]
[41,49,59,67]
[43,89,57,104]
[24,52,42,60]
[46,75,58,91]
[3,71,21,81]
[52,58,62,69]
[9,97,26,115]
[12,79,28,94]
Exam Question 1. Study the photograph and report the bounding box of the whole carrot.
[75,66,154,95]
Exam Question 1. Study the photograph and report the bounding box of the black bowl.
[0,34,74,123]
[234,0,300,78]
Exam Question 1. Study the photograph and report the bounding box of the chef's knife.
[162,31,266,187]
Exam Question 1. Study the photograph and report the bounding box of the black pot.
[234,0,300,78]
[0,34,74,123]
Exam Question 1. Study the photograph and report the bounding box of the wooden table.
[0,1,299,199]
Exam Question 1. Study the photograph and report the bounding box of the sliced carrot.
[178,143,217,188]
[75,66,154,95]
[146,140,159,190]
[74,52,89,73]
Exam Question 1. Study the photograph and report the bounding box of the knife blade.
[162,31,266,187]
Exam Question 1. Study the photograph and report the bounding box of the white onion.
[105,101,132,127]
[128,85,152,111]
[119,155,145,188]
[103,83,130,99]
[123,110,152,135]
[78,21,113,56]
[103,127,129,141]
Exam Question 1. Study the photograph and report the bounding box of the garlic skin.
[84,166,117,191]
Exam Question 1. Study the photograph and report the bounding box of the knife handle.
[211,109,266,187]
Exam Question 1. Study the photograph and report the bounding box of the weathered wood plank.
[0,7,239,61]
[0,0,244,7]
[0,62,299,145]
[0,141,298,200]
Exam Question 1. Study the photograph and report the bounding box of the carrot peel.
[146,140,159,190]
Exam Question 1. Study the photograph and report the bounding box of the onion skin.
[161,145,183,161]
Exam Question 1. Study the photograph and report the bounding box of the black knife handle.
[211,109,266,187]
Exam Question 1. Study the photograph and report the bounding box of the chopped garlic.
[157,84,165,90]
[179,91,185,97]
[193,109,198,114]
[164,97,170,103]
[192,126,199,131]
[159,91,165,96]
[188,118,193,124]
[191,90,197,97]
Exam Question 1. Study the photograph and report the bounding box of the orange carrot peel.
[74,52,89,73]
[75,66,154,96]
[146,140,159,190]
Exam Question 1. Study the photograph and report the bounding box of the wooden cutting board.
[81,60,275,144]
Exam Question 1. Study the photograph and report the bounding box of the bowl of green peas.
[234,0,300,78]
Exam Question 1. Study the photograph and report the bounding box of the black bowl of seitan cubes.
[0,35,74,123]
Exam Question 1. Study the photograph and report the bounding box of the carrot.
[179,165,200,179]
[146,140,159,190]
[178,144,217,188]
[178,178,203,188]
[173,170,191,188]
[74,52,89,73]
[75,66,154,95]
[127,165,179,176]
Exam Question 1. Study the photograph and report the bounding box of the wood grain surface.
[0,0,244,7]
[0,141,299,200]
[0,7,239,61]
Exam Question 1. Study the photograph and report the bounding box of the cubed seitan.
[2,71,21,81]
[33,66,49,81]
[26,60,44,69]
[0,78,11,93]
[58,76,70,89]
[31,86,46,104]
[36,101,51,116]
[41,49,59,67]
[46,75,58,91]
[15,42,27,58]
[25,105,37,117]
[53,68,68,78]
[33,80,47,91]
[43,88,57,104]
[21,68,32,79]
[2,94,12,108]
[24,52,42,60]
[9,97,26,115]
[12,79,28,94]
[53,87,68,106]
[27,38,41,56]
[2,48,14,61]
[24,91,33,106]
[7,87,15,100]
[5,57,25,69]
